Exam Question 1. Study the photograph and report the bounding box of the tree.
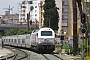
[43,0,59,30]
[73,0,82,56]
[4,28,33,36]
[1,20,6,24]
[29,20,32,29]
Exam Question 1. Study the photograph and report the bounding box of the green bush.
[62,42,73,54]
[4,28,33,36]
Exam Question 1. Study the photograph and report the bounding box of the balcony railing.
[62,12,68,14]
[62,18,68,20]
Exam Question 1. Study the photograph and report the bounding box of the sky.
[0,0,21,15]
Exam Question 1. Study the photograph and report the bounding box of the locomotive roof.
[32,29,39,33]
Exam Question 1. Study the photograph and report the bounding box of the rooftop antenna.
[3,5,14,14]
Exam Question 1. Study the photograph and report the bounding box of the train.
[1,27,55,53]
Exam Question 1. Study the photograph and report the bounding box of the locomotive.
[2,27,55,52]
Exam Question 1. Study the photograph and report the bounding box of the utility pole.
[27,12,30,33]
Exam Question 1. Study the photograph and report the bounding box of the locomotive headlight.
[38,40,41,44]
[39,41,41,44]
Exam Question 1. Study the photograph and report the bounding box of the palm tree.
[73,0,78,56]
[72,0,82,56]
[29,20,32,29]
[76,0,82,14]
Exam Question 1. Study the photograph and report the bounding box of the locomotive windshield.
[41,31,52,36]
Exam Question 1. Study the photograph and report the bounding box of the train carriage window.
[41,31,52,36]
[9,39,10,42]
[14,39,17,43]
[22,39,25,43]
[18,39,20,43]
[11,39,13,43]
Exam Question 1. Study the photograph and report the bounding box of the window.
[22,14,25,16]
[18,39,20,43]
[35,6,37,8]
[41,31,52,36]
[22,10,25,12]
[21,6,26,8]
[9,39,10,42]
[14,39,17,43]
[22,39,25,43]
[35,14,37,16]
[22,1,25,4]
[62,15,68,20]
[28,1,32,4]
[22,18,25,20]
[11,39,13,43]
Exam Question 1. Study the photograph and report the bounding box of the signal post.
[81,13,86,60]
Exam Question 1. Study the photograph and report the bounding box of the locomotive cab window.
[41,31,52,36]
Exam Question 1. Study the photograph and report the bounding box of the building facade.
[19,0,44,23]
[0,11,19,24]
[19,0,73,37]
[55,0,73,38]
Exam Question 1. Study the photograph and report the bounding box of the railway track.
[22,49,64,60]
[5,46,28,60]
[4,46,65,60]
[41,54,50,60]
[41,54,64,60]
[51,54,63,60]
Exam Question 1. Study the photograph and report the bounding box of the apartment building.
[19,0,73,37]
[19,0,44,23]
[55,0,73,37]
[0,11,19,24]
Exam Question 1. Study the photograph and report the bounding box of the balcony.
[62,18,68,20]
[62,12,68,15]
[62,4,68,8]
[62,26,68,28]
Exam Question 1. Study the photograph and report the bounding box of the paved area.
[63,54,81,60]
[0,47,13,57]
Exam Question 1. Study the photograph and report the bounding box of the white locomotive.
[2,27,55,52]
